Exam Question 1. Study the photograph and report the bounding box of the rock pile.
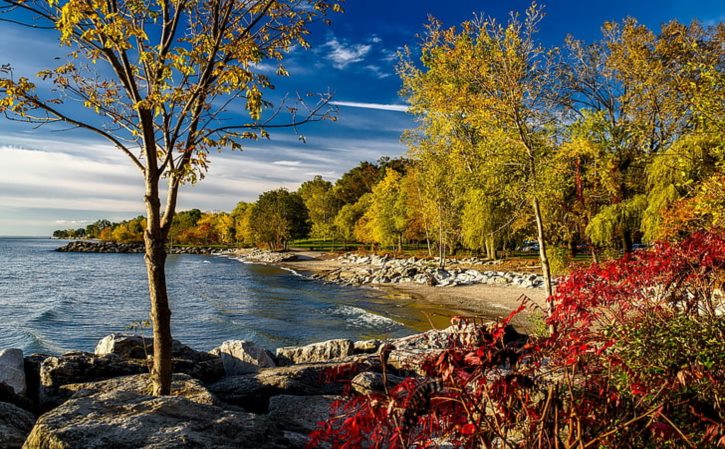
[55,241,223,255]
[313,253,546,289]
[0,323,526,448]
[234,248,299,264]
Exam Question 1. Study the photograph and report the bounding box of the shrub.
[308,230,725,449]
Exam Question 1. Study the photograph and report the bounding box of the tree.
[362,168,408,252]
[297,175,340,239]
[231,201,255,246]
[250,188,309,250]
[0,0,340,395]
[334,193,370,246]
[333,161,381,205]
[400,5,560,293]
[169,209,202,245]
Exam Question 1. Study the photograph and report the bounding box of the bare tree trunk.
[532,196,554,330]
[143,175,173,396]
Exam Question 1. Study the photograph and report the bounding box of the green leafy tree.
[297,175,340,239]
[250,189,309,250]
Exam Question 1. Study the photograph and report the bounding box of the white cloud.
[364,64,391,79]
[272,160,303,167]
[323,37,372,69]
[331,101,408,112]
[370,35,383,44]
[54,219,91,225]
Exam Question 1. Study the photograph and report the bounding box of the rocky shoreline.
[301,253,546,289]
[56,242,547,291]
[0,322,525,448]
[55,240,226,255]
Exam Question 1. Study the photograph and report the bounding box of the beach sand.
[278,251,549,333]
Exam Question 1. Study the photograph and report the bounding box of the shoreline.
[273,250,548,333]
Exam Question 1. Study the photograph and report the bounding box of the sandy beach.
[277,251,549,333]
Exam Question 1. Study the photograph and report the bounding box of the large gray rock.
[38,352,147,410]
[387,348,444,376]
[40,352,147,392]
[0,349,26,396]
[267,395,338,448]
[210,355,378,412]
[353,339,381,354]
[22,374,290,449]
[276,339,354,366]
[350,371,406,395]
[95,334,215,363]
[56,374,217,407]
[267,395,337,434]
[212,340,276,375]
[0,401,35,449]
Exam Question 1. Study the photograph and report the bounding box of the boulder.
[351,371,406,395]
[353,339,381,354]
[209,355,378,412]
[40,352,147,391]
[211,340,276,375]
[0,401,35,449]
[22,374,290,449]
[267,395,338,434]
[0,349,26,396]
[23,355,50,407]
[57,373,217,406]
[387,348,444,376]
[0,383,34,413]
[95,334,215,363]
[276,339,354,366]
[94,334,152,359]
[39,352,147,410]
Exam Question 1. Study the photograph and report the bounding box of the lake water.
[0,238,429,355]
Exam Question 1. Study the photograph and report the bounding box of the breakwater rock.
[233,248,299,264]
[55,241,224,255]
[1,322,526,448]
[313,253,546,289]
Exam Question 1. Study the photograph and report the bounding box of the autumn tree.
[400,4,560,297]
[332,161,381,205]
[231,201,255,246]
[562,19,723,250]
[0,0,340,394]
[333,193,370,246]
[361,168,408,252]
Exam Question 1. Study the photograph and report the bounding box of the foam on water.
[330,305,402,329]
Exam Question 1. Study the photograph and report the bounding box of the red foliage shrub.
[308,230,725,449]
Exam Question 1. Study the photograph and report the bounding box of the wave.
[330,305,402,329]
[278,266,304,277]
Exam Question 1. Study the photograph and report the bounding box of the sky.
[0,0,722,236]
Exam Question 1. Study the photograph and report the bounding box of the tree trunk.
[622,227,632,253]
[143,179,173,396]
[532,196,554,328]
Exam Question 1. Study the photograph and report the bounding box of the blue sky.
[0,0,722,236]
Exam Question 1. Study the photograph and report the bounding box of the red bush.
[308,230,725,449]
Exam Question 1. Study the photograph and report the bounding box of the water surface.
[0,238,425,354]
